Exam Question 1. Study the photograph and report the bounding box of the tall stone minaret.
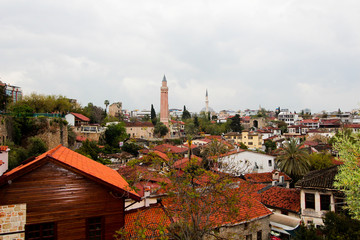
[160,75,169,127]
[205,89,209,114]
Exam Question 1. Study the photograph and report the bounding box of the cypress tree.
[151,104,157,125]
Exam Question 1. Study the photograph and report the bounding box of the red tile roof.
[71,112,90,122]
[153,150,170,162]
[0,160,4,166]
[259,186,300,213]
[344,124,360,129]
[173,156,202,169]
[163,185,272,228]
[300,119,319,123]
[170,120,185,125]
[123,204,172,238]
[0,145,140,201]
[0,146,8,151]
[153,144,188,154]
[243,171,291,183]
[76,136,88,142]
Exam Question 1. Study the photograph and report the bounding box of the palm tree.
[276,138,310,178]
[104,100,109,113]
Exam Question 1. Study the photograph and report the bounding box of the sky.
[1,0,360,114]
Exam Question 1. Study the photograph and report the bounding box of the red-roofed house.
[0,145,140,239]
[153,144,188,155]
[243,170,292,188]
[169,120,185,138]
[344,124,360,133]
[65,112,90,127]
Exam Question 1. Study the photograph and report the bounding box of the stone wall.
[35,120,68,149]
[0,116,9,145]
[206,215,271,240]
[0,204,26,240]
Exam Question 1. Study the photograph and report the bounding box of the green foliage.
[104,100,109,113]
[67,126,76,147]
[154,122,169,137]
[193,115,199,128]
[184,122,198,137]
[293,223,322,240]
[308,152,334,170]
[10,93,76,114]
[277,120,288,134]
[182,105,191,120]
[276,138,310,178]
[229,114,242,133]
[264,139,276,153]
[322,212,360,239]
[122,142,141,157]
[82,102,106,124]
[0,84,10,111]
[238,142,248,149]
[333,131,360,220]
[7,143,27,170]
[76,140,101,161]
[151,104,157,125]
[104,123,128,148]
[27,137,48,157]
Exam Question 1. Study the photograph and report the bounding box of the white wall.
[218,151,276,176]
[65,114,75,126]
[0,149,9,176]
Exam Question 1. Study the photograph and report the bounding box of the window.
[248,142,253,145]
[320,195,331,211]
[281,210,288,215]
[305,193,315,209]
[248,136,253,139]
[257,230,262,240]
[25,222,56,240]
[268,160,272,167]
[87,217,103,240]
[246,234,252,240]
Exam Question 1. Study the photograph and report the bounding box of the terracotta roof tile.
[0,145,140,200]
[0,146,8,151]
[259,186,300,213]
[173,156,202,169]
[124,204,172,238]
[244,171,291,183]
[295,166,338,190]
[0,160,4,166]
[71,112,90,122]
[153,144,188,154]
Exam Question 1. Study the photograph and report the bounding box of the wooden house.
[0,145,140,240]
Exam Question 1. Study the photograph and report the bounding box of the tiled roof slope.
[259,186,300,213]
[295,165,338,190]
[0,146,8,151]
[153,144,188,154]
[124,204,172,238]
[244,171,291,183]
[71,112,90,122]
[0,145,140,200]
[0,160,3,166]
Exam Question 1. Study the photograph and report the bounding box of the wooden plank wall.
[0,161,126,240]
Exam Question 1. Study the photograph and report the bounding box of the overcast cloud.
[1,0,360,113]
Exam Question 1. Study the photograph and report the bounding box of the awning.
[270,213,301,235]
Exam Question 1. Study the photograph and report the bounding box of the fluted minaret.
[205,89,209,114]
[160,75,169,127]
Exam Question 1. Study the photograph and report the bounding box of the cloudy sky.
[1,0,360,113]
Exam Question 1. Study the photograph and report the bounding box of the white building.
[278,111,299,126]
[217,150,277,176]
[0,146,10,176]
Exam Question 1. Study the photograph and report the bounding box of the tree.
[151,104,157,125]
[154,122,169,137]
[308,152,334,170]
[276,138,310,179]
[76,139,101,161]
[27,137,48,158]
[182,105,191,120]
[333,131,360,220]
[104,100,109,113]
[264,139,276,153]
[104,123,128,148]
[82,103,106,124]
[0,84,10,111]
[229,114,242,133]
[193,115,199,128]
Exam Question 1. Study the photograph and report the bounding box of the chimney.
[0,146,10,176]
[144,186,151,207]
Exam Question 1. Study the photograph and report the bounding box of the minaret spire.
[160,75,169,127]
[205,89,209,114]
